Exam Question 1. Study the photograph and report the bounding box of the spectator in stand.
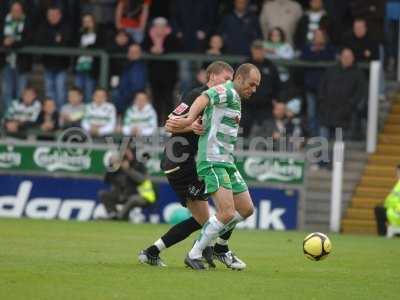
[115,43,147,114]
[3,87,41,135]
[343,18,379,62]
[36,98,59,133]
[108,29,132,90]
[37,6,71,109]
[218,0,262,56]
[75,13,103,103]
[59,87,86,129]
[260,0,303,45]
[242,40,281,137]
[115,0,151,43]
[172,0,218,52]
[285,97,307,148]
[206,34,224,56]
[142,17,179,124]
[122,92,157,137]
[1,1,33,110]
[349,0,386,43]
[318,48,367,140]
[294,0,329,50]
[264,27,295,60]
[385,0,400,73]
[81,0,117,38]
[81,88,117,137]
[301,29,335,136]
[250,100,288,151]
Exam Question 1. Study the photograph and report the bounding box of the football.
[303,232,332,261]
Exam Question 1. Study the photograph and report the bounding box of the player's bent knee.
[242,204,254,219]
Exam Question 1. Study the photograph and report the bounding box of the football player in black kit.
[139,61,246,270]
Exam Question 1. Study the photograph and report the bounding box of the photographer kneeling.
[99,147,156,220]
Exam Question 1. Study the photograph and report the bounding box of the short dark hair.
[234,63,259,80]
[69,86,83,95]
[397,164,400,170]
[94,87,108,95]
[205,61,234,81]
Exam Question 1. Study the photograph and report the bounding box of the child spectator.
[3,87,41,134]
[115,43,147,114]
[81,88,116,137]
[37,98,59,133]
[1,1,33,109]
[75,13,102,102]
[115,0,151,43]
[59,87,86,129]
[260,0,303,45]
[264,27,295,60]
[122,92,157,137]
[37,6,71,109]
[206,34,224,56]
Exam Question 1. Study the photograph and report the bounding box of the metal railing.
[0,46,379,152]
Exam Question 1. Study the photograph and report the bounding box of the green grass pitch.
[0,218,399,300]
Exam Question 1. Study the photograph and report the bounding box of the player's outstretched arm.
[167,95,209,130]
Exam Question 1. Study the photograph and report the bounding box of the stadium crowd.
[0,0,394,143]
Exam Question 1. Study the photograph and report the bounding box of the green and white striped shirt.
[198,81,241,167]
[122,103,157,136]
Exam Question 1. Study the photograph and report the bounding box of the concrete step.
[351,196,384,209]
[307,180,357,192]
[376,144,400,155]
[386,114,400,125]
[345,208,375,220]
[354,186,391,198]
[359,176,397,188]
[341,224,377,235]
[383,124,400,134]
[368,154,400,166]
[378,133,400,145]
[363,165,398,177]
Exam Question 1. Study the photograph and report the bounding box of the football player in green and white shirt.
[169,63,261,269]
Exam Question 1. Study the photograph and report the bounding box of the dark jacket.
[117,59,147,113]
[318,64,366,127]
[1,16,34,73]
[104,160,146,197]
[142,33,179,85]
[36,21,72,71]
[294,12,330,50]
[172,0,218,52]
[218,10,262,55]
[301,43,336,92]
[245,58,281,112]
[75,28,103,78]
[342,32,379,62]
[36,110,60,131]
